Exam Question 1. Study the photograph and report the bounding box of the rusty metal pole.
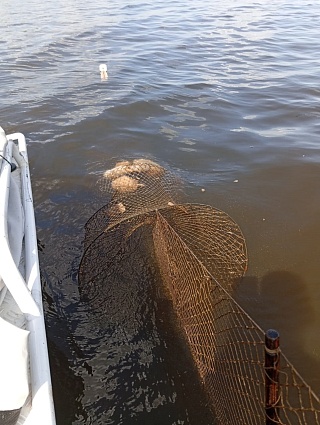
[265,329,280,424]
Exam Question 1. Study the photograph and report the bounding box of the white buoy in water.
[99,64,108,80]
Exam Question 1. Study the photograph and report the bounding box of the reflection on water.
[1,0,320,423]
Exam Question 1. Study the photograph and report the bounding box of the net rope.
[79,159,320,424]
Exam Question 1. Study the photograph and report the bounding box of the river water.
[1,0,320,424]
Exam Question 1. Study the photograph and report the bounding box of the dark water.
[1,0,320,423]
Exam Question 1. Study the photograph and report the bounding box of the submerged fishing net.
[79,159,320,424]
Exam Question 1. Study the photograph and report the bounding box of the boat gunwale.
[0,128,56,425]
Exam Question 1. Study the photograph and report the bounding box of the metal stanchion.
[265,329,280,424]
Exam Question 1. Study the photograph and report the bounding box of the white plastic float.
[99,63,108,80]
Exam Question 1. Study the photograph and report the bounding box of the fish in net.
[78,159,248,421]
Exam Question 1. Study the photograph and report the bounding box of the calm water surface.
[1,0,320,423]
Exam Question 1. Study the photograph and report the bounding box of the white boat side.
[0,127,56,425]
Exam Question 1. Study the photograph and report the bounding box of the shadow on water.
[42,222,215,425]
[235,270,319,394]
[78,224,215,425]
[41,279,87,424]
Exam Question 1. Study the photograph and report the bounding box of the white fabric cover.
[0,317,29,410]
[7,170,25,273]
[0,168,29,410]
[0,170,24,293]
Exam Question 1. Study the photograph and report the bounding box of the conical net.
[79,159,320,424]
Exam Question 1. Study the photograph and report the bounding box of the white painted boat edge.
[1,128,56,425]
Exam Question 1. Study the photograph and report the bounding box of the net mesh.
[84,159,180,249]
[79,159,320,424]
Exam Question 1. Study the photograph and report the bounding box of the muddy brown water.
[1,0,320,423]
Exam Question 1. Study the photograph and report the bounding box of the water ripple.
[2,0,320,422]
